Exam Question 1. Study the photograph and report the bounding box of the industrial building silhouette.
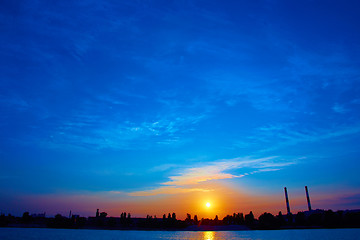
[283,186,313,215]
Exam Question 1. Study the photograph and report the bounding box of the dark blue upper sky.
[1,0,360,217]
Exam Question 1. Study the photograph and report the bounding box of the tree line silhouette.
[1,209,360,230]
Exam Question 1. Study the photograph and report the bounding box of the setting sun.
[206,202,211,208]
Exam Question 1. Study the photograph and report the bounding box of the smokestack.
[284,187,291,215]
[305,186,312,211]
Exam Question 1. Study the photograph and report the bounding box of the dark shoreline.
[2,224,360,231]
[2,209,360,231]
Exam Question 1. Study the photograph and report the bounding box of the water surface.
[1,227,360,240]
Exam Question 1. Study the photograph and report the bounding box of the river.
[1,227,360,240]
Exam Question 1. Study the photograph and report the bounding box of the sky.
[1,0,360,219]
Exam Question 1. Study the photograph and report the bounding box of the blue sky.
[1,0,360,218]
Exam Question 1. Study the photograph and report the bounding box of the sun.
[206,202,211,208]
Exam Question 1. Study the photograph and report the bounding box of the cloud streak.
[129,156,296,196]
[254,123,360,153]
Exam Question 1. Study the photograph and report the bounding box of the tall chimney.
[284,187,291,215]
[305,186,312,211]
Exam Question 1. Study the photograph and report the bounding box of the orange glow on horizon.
[18,182,314,219]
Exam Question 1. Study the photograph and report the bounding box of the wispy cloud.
[333,103,349,114]
[129,187,212,197]
[41,112,206,151]
[149,164,178,172]
[0,94,29,110]
[129,156,296,196]
[249,123,360,153]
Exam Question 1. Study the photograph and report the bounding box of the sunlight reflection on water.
[203,231,214,240]
[201,230,252,240]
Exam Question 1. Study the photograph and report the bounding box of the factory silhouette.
[284,186,312,215]
[1,186,360,230]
